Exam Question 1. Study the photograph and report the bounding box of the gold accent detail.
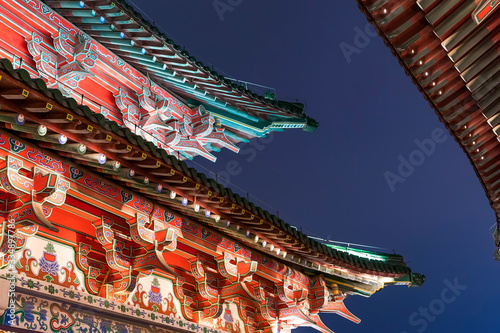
[87,125,93,132]
[22,89,29,97]
[46,103,53,110]
[260,219,264,225]
[241,209,245,214]
[270,226,274,230]
[220,198,224,203]
[182,177,187,182]
[279,231,283,235]
[208,191,212,196]
[126,145,132,151]
[170,169,175,175]
[231,204,235,209]
[141,153,147,159]
[0,75,2,81]
[156,161,161,167]
[106,135,112,141]
[250,214,254,219]
[195,184,200,189]
[66,114,73,121]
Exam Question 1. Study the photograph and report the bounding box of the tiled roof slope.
[43,0,319,131]
[354,0,500,251]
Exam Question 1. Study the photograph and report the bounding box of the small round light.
[156,184,163,193]
[254,236,259,243]
[182,198,188,206]
[99,16,105,23]
[16,114,25,125]
[58,135,67,144]
[78,1,84,7]
[226,221,231,227]
[473,141,476,145]
[383,8,387,14]
[128,169,135,178]
[270,245,274,251]
[144,177,149,185]
[276,248,281,255]
[170,191,176,199]
[98,154,106,164]
[411,49,415,54]
[205,210,211,218]
[476,149,479,152]
[432,82,436,86]
[214,215,220,222]
[464,125,467,129]
[246,230,250,237]
[439,90,443,95]
[262,241,267,248]
[38,125,47,136]
[419,60,423,65]
[425,72,429,76]
[282,251,287,258]
[77,144,86,154]
[481,156,484,160]
[119,32,125,39]
[194,204,200,212]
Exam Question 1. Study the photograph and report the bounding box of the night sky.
[129,1,499,332]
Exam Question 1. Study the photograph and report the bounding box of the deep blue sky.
[131,1,500,332]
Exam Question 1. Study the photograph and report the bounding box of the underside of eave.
[354,0,500,229]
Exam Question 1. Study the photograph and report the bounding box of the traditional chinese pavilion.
[0,1,423,332]
[354,0,500,258]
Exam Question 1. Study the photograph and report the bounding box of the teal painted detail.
[101,38,134,46]
[70,9,96,17]
[89,24,115,31]
[137,60,166,71]
[96,3,116,10]
[126,53,156,63]
[80,16,106,24]
[96,31,125,39]
[118,45,146,55]
[154,71,186,83]
[57,1,84,8]
[224,130,250,143]
[106,10,125,17]
[205,143,221,152]
[324,243,399,262]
